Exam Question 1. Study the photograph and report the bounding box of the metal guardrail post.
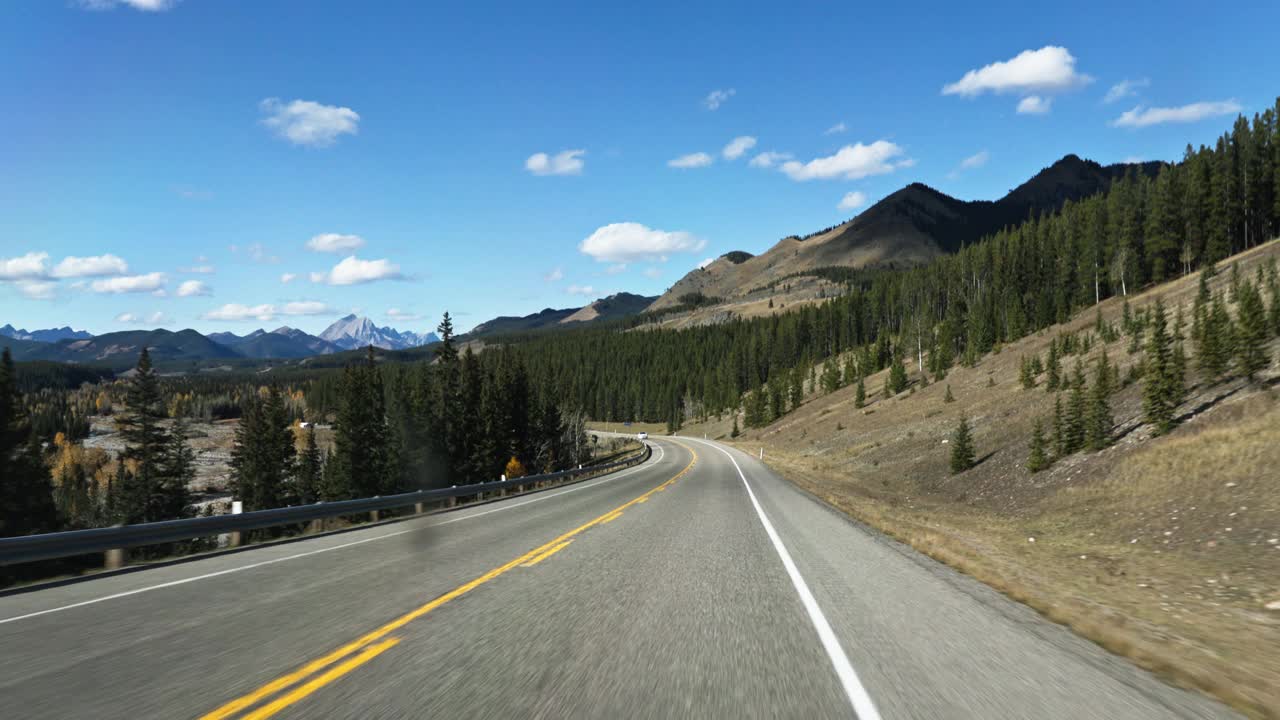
[229,501,243,548]
[104,524,125,569]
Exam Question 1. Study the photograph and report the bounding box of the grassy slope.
[677,238,1280,717]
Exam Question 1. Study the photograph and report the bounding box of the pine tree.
[1063,361,1086,453]
[1051,394,1066,457]
[943,384,955,403]
[1235,280,1271,379]
[788,366,804,409]
[0,347,59,538]
[327,349,392,499]
[1045,341,1061,391]
[1026,418,1049,473]
[229,386,296,511]
[1143,299,1178,435]
[821,360,842,394]
[854,375,866,409]
[730,416,740,438]
[887,357,908,395]
[1085,350,1114,451]
[296,426,322,504]
[1019,355,1035,389]
[1199,292,1234,382]
[115,348,190,524]
[950,416,975,474]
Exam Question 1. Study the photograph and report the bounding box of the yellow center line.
[200,444,697,720]
[239,638,401,720]
[521,540,573,567]
[599,511,623,525]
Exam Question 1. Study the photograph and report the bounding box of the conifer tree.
[1235,280,1271,379]
[1045,341,1061,391]
[949,416,975,474]
[1199,292,1234,382]
[887,357,908,396]
[1143,299,1178,435]
[943,384,955,403]
[1085,350,1114,451]
[229,386,296,511]
[114,348,191,524]
[854,375,866,409]
[0,347,59,538]
[327,349,392,499]
[730,416,740,438]
[1027,417,1049,473]
[1064,361,1086,453]
[296,425,322,504]
[1051,394,1065,457]
[1019,355,1035,389]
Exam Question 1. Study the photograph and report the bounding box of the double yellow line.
[201,444,697,720]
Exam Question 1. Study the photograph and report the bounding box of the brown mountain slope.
[649,154,1163,312]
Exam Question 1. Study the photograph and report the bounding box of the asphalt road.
[0,437,1241,719]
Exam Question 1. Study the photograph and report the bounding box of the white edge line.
[0,443,666,626]
[680,437,881,720]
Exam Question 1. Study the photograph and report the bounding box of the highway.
[0,437,1240,719]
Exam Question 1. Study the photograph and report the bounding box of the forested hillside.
[510,101,1280,428]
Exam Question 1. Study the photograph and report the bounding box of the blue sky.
[2,0,1277,335]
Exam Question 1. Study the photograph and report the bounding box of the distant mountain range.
[649,154,1164,310]
[0,324,93,343]
[1,315,443,369]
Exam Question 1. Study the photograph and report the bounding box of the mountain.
[468,293,659,338]
[8,329,241,369]
[0,324,93,343]
[209,326,343,358]
[560,292,658,324]
[318,315,439,350]
[649,154,1164,311]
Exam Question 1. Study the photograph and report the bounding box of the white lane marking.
[0,443,666,626]
[680,437,882,720]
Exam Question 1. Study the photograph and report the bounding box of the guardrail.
[0,443,651,568]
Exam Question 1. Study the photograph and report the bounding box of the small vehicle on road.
[637,432,648,441]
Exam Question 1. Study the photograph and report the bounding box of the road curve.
[0,437,1240,719]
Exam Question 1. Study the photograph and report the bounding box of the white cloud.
[176,280,211,297]
[942,46,1092,97]
[704,88,735,110]
[566,284,597,296]
[1104,78,1149,104]
[17,281,57,300]
[960,150,990,170]
[280,273,298,284]
[89,272,166,294]
[722,136,757,160]
[202,304,277,322]
[697,257,715,269]
[306,233,366,253]
[543,267,563,282]
[579,222,706,264]
[247,243,277,263]
[643,267,663,279]
[310,255,403,285]
[1016,95,1052,115]
[0,252,50,280]
[780,141,911,181]
[180,265,215,274]
[385,308,421,321]
[81,0,176,10]
[749,151,792,168]
[115,310,168,324]
[1111,100,1243,128]
[282,301,332,316]
[260,98,360,147]
[202,301,332,321]
[525,149,586,176]
[838,191,869,211]
[668,152,714,169]
[51,254,128,278]
[824,122,847,135]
